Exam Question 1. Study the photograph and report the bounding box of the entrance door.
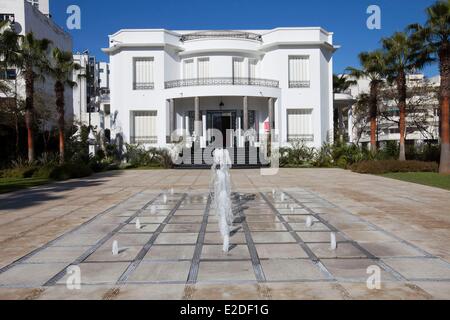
[208,111,235,148]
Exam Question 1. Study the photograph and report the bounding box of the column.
[169,99,175,141]
[194,97,201,137]
[268,98,274,131]
[243,96,249,131]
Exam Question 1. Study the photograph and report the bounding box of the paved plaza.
[0,169,449,300]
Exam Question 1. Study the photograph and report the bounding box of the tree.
[347,50,387,153]
[333,74,357,143]
[409,0,450,173]
[15,33,51,163]
[0,20,22,156]
[48,48,80,163]
[382,31,432,161]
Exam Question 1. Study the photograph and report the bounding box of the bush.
[279,140,316,168]
[0,166,39,179]
[124,144,173,168]
[32,162,92,180]
[350,160,438,175]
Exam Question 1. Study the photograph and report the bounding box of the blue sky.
[50,0,439,77]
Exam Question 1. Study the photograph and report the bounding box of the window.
[0,13,15,22]
[289,56,310,88]
[248,59,258,80]
[131,111,158,144]
[197,58,210,79]
[183,59,194,79]
[233,58,244,80]
[287,109,314,142]
[0,69,17,80]
[133,57,154,90]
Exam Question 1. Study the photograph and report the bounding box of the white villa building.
[103,28,337,161]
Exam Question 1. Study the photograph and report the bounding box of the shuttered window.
[183,59,195,79]
[287,109,314,142]
[131,111,158,144]
[233,58,244,80]
[133,58,154,90]
[248,59,258,79]
[288,56,310,88]
[198,58,210,78]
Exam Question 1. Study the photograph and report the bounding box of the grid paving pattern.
[0,169,449,299]
[1,186,449,299]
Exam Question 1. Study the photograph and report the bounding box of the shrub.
[313,143,334,168]
[124,144,173,168]
[350,160,438,175]
[32,162,92,180]
[279,140,316,168]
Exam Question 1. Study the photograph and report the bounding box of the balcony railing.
[287,134,315,142]
[165,77,279,89]
[133,82,155,90]
[130,136,158,144]
[289,81,310,88]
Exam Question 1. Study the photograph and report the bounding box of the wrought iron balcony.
[133,82,155,90]
[165,77,279,89]
[289,81,310,88]
[287,134,315,142]
[130,136,158,144]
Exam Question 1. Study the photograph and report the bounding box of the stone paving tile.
[201,245,250,260]
[256,244,309,259]
[413,282,450,300]
[155,233,198,245]
[188,283,262,300]
[197,261,256,282]
[0,263,67,287]
[265,282,348,300]
[36,285,114,300]
[252,232,296,244]
[143,245,195,260]
[297,232,346,243]
[128,261,191,282]
[261,260,328,281]
[86,245,142,262]
[321,259,398,282]
[340,282,432,300]
[163,224,202,233]
[204,232,247,245]
[112,284,187,300]
[105,233,152,247]
[382,258,450,280]
[25,246,90,264]
[358,242,427,258]
[309,243,368,259]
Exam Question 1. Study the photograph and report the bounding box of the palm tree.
[382,31,432,161]
[0,20,22,156]
[15,33,51,163]
[333,74,357,143]
[347,50,387,153]
[48,48,80,163]
[409,0,450,173]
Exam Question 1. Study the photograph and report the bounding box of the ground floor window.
[287,109,314,142]
[131,111,158,144]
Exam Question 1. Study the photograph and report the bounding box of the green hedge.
[350,160,438,175]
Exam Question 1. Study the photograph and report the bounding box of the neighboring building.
[102,28,337,153]
[334,74,440,147]
[73,53,111,137]
[0,0,73,120]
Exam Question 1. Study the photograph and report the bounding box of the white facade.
[0,0,73,119]
[103,28,337,149]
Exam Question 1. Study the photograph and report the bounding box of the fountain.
[210,148,234,253]
[136,218,141,230]
[305,216,313,228]
[163,194,168,204]
[150,206,157,214]
[330,232,337,251]
[112,240,119,256]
